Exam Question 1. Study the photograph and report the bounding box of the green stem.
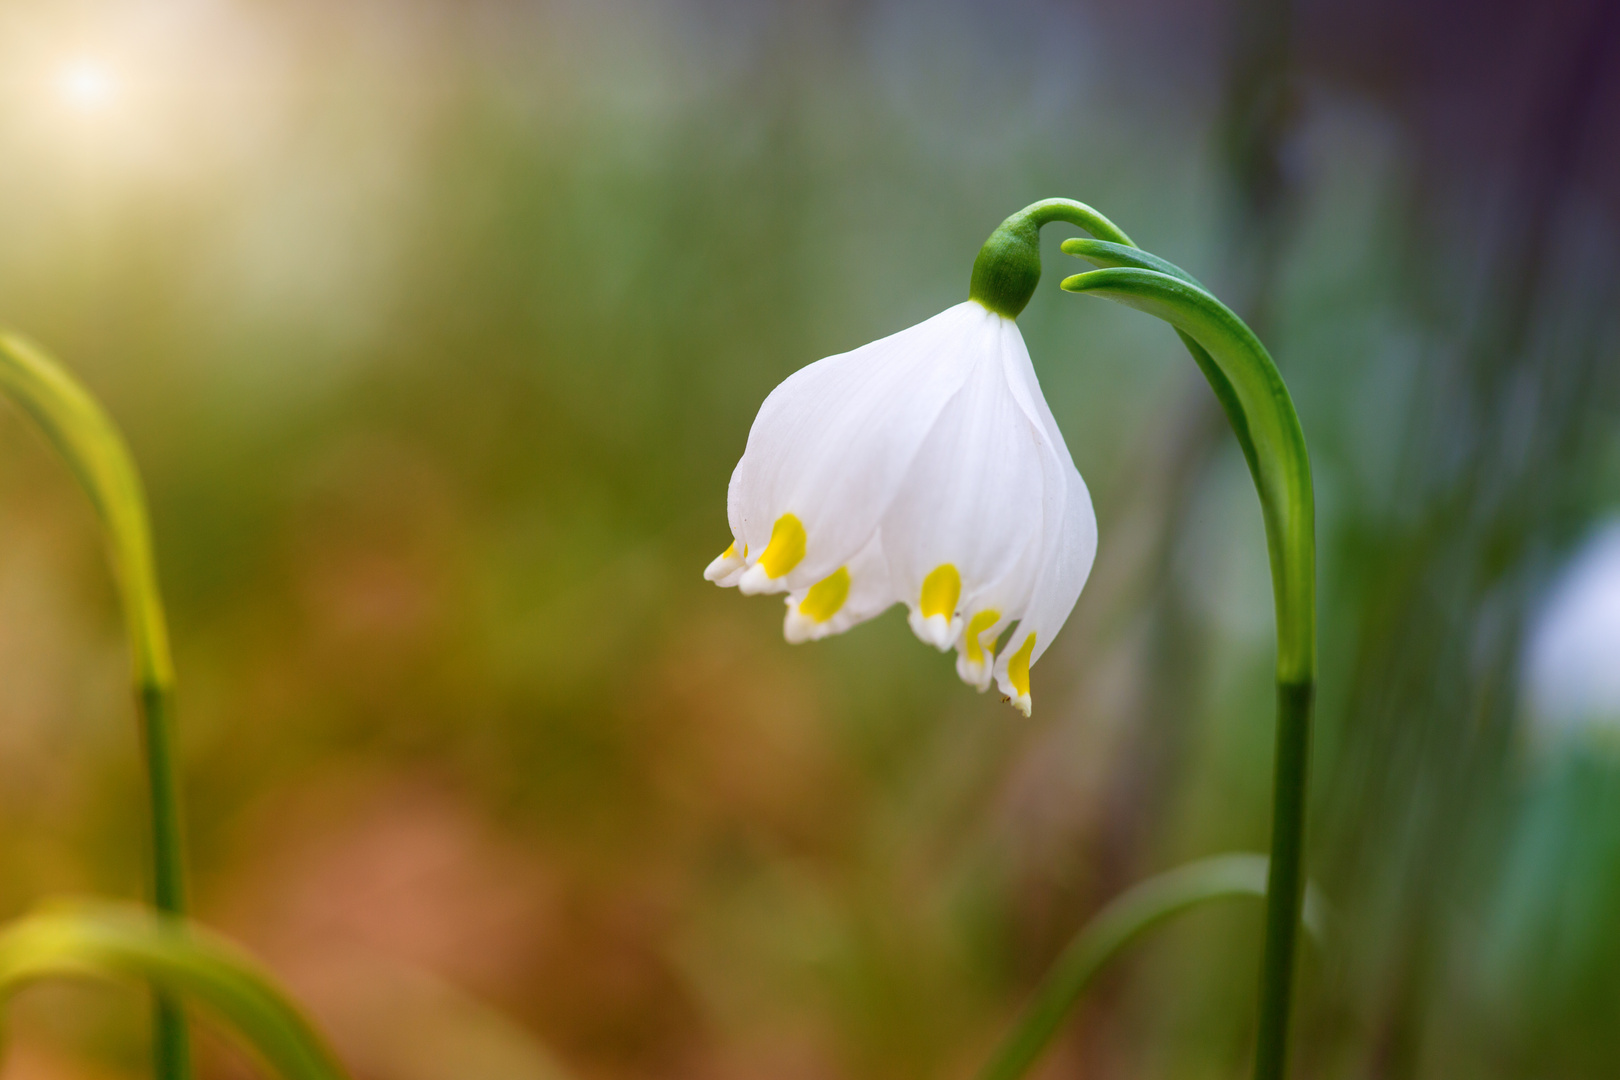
[971,207,1317,1078]
[1254,680,1313,1080]
[1058,259,1316,1080]
[140,685,186,919]
[0,332,192,1080]
[143,682,192,1080]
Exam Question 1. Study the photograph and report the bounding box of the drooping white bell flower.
[704,298,1096,715]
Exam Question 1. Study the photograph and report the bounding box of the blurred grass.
[0,1,1617,1079]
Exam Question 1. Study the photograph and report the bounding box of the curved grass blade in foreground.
[0,903,348,1080]
[977,855,1327,1080]
[0,331,191,1079]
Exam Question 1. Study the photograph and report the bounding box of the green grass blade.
[0,332,172,687]
[0,330,191,1079]
[977,855,1326,1080]
[0,904,349,1080]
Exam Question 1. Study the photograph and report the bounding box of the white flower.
[704,300,1097,715]
[1524,517,1620,745]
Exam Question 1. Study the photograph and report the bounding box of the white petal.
[993,460,1097,715]
[723,302,993,593]
[965,312,1096,715]
[703,542,747,587]
[950,516,1049,691]
[954,606,1014,691]
[882,312,1051,651]
[1007,334,1097,665]
[782,531,897,643]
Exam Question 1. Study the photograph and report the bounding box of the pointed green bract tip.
[969,213,1043,319]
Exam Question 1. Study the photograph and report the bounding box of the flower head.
[705,299,1096,715]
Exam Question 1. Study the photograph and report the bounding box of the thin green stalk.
[0,903,348,1080]
[143,684,190,1080]
[1255,679,1313,1080]
[978,854,1325,1080]
[968,203,1318,1079]
[0,332,191,1080]
[1058,257,1316,1080]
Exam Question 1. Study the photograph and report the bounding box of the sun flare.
[56,58,119,112]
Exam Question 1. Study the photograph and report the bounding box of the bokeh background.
[1,1,1618,1078]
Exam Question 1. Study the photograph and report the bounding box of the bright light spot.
[56,59,119,112]
[1525,517,1620,746]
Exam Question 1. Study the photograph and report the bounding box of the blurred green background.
[1,1,1618,1078]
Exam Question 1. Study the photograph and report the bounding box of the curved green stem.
[1056,265,1314,685]
[978,855,1327,1080]
[1059,240,1266,486]
[971,203,1318,1078]
[1059,259,1316,1080]
[0,332,191,1080]
[0,904,348,1080]
[969,200,1134,318]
